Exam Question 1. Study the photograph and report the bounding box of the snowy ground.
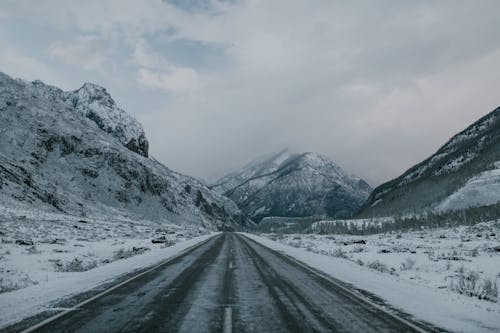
[0,208,215,329]
[245,220,500,333]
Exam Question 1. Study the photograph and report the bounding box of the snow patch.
[437,164,500,211]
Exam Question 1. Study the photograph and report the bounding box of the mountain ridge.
[358,106,500,216]
[0,71,252,230]
[212,150,372,222]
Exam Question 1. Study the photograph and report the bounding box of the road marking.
[238,234,429,333]
[223,307,232,333]
[229,261,233,269]
[19,235,218,333]
[47,307,79,311]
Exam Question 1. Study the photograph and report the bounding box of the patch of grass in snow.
[350,245,367,253]
[287,240,305,248]
[469,247,480,257]
[25,245,41,255]
[329,248,349,259]
[261,219,500,306]
[0,272,38,293]
[54,257,98,272]
[450,268,498,302]
[112,246,150,261]
[366,260,398,275]
[400,258,416,271]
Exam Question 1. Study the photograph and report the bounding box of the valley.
[0,71,499,333]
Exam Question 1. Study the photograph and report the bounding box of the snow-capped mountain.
[359,106,500,216]
[0,72,251,229]
[30,80,148,157]
[211,149,295,195]
[211,150,372,222]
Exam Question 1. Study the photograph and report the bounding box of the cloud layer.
[1,0,500,184]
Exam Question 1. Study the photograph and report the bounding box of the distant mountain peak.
[212,150,372,222]
[295,152,338,168]
[245,148,295,171]
[80,81,108,91]
[73,82,116,108]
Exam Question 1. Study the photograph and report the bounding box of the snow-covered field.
[0,208,214,329]
[246,220,500,332]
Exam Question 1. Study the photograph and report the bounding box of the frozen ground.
[245,220,500,333]
[0,207,215,329]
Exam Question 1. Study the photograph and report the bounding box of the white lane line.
[46,307,80,311]
[223,307,232,333]
[229,261,233,269]
[19,235,217,333]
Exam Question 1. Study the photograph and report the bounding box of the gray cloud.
[1,0,500,185]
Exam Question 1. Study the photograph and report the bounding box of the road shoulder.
[241,232,500,333]
[0,233,218,331]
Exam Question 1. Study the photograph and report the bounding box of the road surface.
[19,233,434,333]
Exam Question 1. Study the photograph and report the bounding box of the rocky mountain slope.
[0,72,251,229]
[211,150,372,222]
[359,106,500,217]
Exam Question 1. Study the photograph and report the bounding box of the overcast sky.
[1,0,500,185]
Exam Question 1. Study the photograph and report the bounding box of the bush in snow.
[469,247,479,257]
[400,258,416,271]
[26,245,41,255]
[0,273,38,293]
[305,243,316,252]
[367,260,398,275]
[113,246,150,261]
[426,248,436,261]
[450,270,498,302]
[287,240,304,248]
[268,234,284,241]
[445,261,452,271]
[367,260,390,273]
[329,248,348,259]
[350,246,367,253]
[55,257,98,272]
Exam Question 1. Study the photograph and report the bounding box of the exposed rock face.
[359,107,500,217]
[212,150,372,222]
[0,71,251,230]
[64,83,149,157]
[30,79,149,157]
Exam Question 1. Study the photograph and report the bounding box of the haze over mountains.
[0,72,251,229]
[211,150,372,222]
[1,70,498,230]
[359,106,500,217]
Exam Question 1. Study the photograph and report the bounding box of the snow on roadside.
[0,211,217,329]
[242,224,500,333]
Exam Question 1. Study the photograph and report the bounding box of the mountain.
[211,150,372,222]
[359,106,500,217]
[0,72,252,229]
[211,150,295,194]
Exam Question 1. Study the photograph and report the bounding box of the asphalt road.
[21,233,432,333]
